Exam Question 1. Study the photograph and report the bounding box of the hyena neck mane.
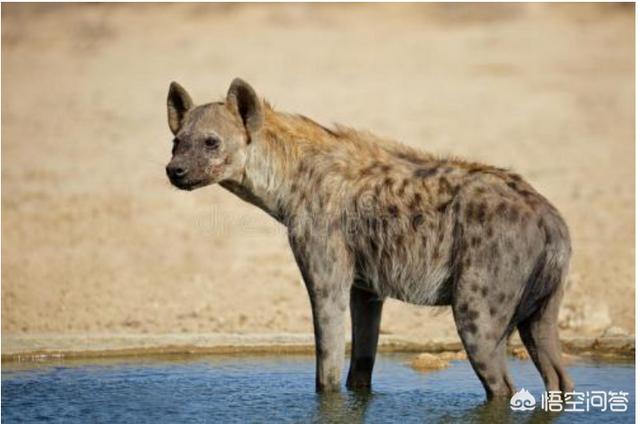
[220,103,441,224]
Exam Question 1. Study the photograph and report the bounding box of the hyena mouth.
[171,179,208,191]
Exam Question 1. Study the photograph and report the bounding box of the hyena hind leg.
[517,288,574,393]
[452,286,517,400]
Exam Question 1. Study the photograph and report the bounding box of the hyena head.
[165,78,263,190]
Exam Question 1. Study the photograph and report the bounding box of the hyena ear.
[226,78,263,134]
[167,81,193,135]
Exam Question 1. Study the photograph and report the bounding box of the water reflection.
[309,390,564,424]
[447,401,561,424]
[312,391,373,423]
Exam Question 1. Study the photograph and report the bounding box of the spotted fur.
[165,78,574,399]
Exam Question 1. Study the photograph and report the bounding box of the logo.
[510,388,536,411]
[509,389,629,413]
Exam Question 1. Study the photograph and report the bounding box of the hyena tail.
[498,216,571,345]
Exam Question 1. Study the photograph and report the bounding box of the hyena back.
[165,78,573,400]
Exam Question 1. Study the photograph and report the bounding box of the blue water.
[2,354,634,423]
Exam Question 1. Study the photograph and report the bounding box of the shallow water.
[2,354,634,423]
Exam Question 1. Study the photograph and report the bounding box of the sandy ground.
[1,4,634,341]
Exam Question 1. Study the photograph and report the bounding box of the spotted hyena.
[165,78,574,400]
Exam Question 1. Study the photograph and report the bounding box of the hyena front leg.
[289,232,353,392]
[309,288,349,392]
[347,284,384,390]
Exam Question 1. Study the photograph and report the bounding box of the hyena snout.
[165,160,203,191]
[166,162,188,180]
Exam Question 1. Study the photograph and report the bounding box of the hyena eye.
[205,137,220,149]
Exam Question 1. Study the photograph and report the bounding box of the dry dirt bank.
[1,4,634,342]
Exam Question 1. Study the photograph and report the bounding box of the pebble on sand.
[511,346,579,363]
[511,346,530,360]
[409,353,450,371]
[438,350,467,361]
[601,326,629,338]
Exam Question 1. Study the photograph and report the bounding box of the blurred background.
[1,3,634,340]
